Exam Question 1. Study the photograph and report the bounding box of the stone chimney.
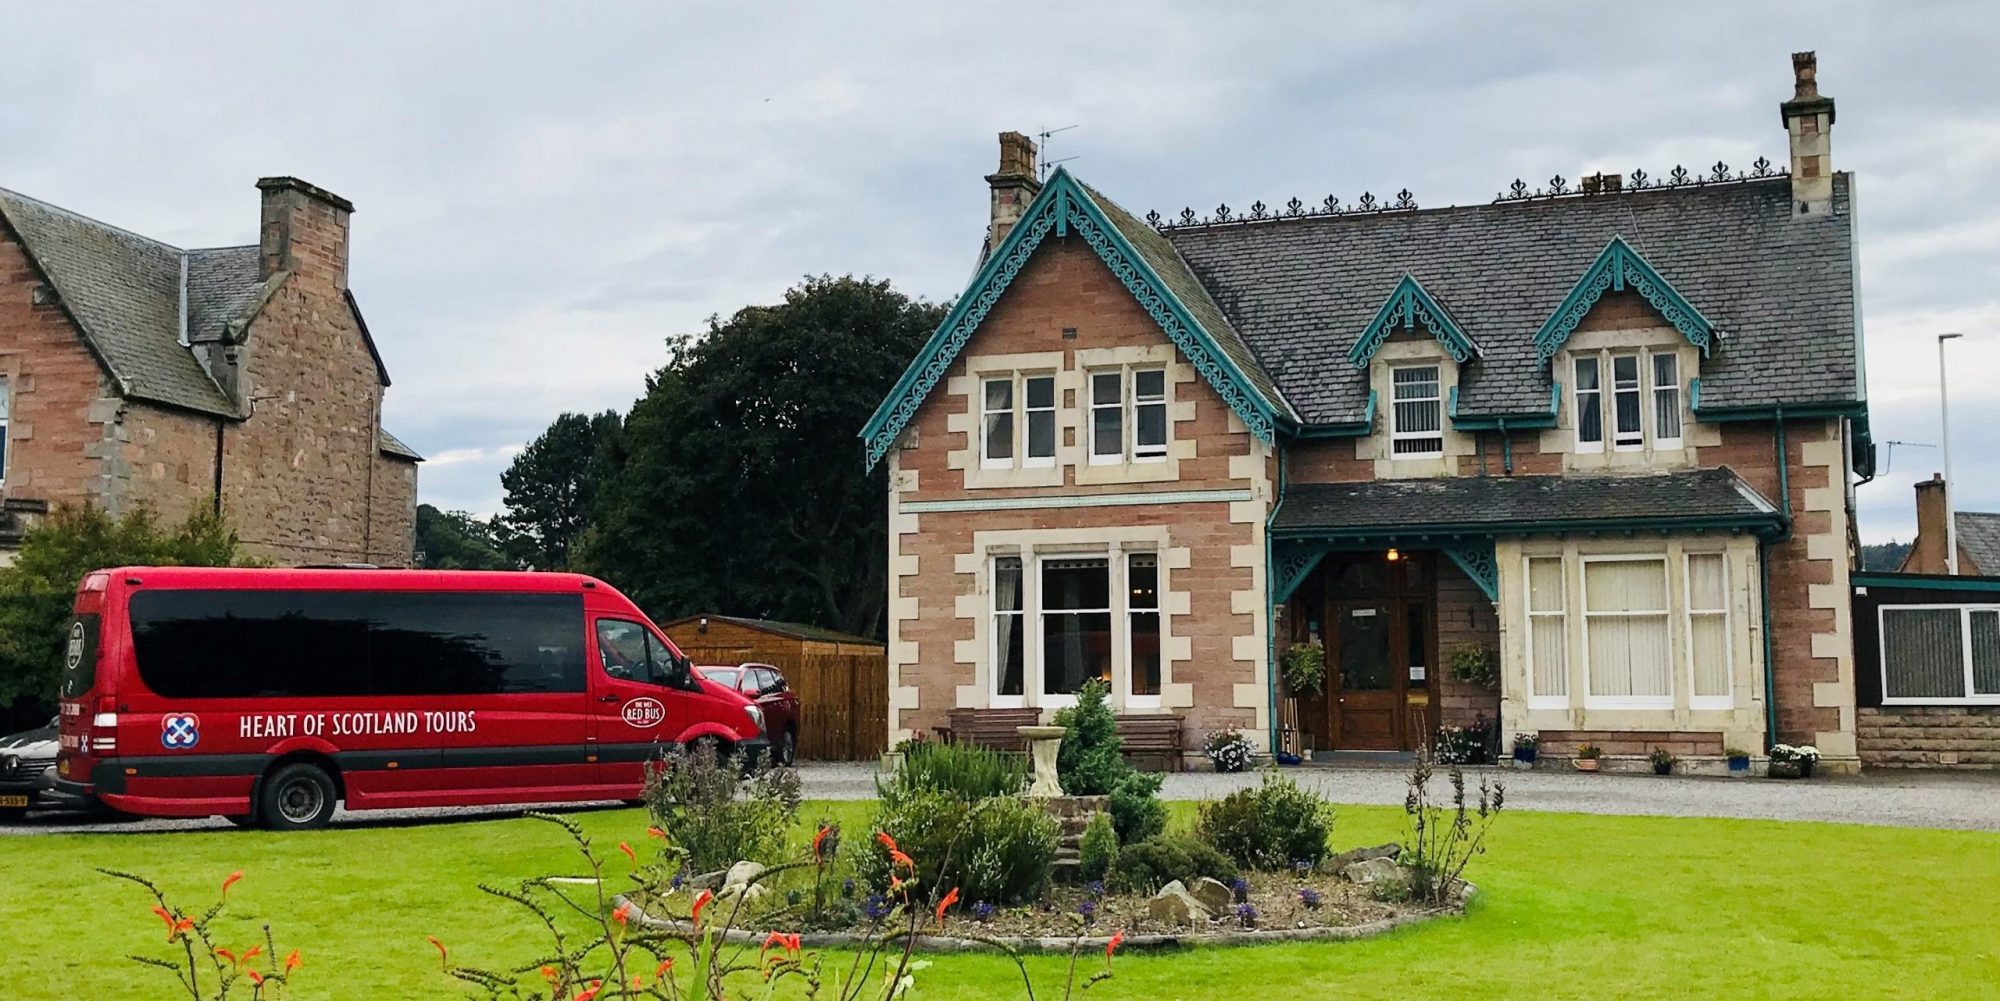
[1907,473,1954,573]
[256,176,354,289]
[1780,51,1836,217]
[986,132,1042,253]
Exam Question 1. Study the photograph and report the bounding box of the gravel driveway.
[8,762,1999,835]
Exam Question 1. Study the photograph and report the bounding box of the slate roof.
[1958,513,2000,574]
[377,428,423,461]
[1160,175,1858,425]
[1272,468,1782,536]
[0,186,396,421]
[1078,183,1292,419]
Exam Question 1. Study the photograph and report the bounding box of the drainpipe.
[1497,418,1513,475]
[1760,410,1793,753]
[1265,446,1287,757]
[211,421,225,515]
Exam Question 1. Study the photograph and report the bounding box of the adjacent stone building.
[864,53,1872,772]
[0,176,419,565]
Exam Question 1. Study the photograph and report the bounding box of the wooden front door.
[1315,553,1436,752]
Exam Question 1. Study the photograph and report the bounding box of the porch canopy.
[1271,468,1785,603]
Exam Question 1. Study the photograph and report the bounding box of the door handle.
[598,693,620,703]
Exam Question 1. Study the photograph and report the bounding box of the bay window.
[1391,365,1443,457]
[1582,556,1672,708]
[1525,556,1568,708]
[1685,553,1730,709]
[1128,553,1161,702]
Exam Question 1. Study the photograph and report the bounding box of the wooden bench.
[943,707,1042,752]
[1115,713,1186,772]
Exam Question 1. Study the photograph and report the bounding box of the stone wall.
[0,228,110,512]
[887,237,1268,749]
[1435,558,1500,730]
[1857,707,2000,769]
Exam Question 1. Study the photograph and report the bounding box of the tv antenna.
[1882,440,1935,473]
[1037,124,1080,181]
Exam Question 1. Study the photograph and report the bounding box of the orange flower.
[426,936,448,970]
[654,958,673,980]
[244,969,264,986]
[690,889,715,924]
[241,945,262,963]
[150,906,179,941]
[540,965,559,985]
[646,826,667,840]
[875,831,898,852]
[1105,929,1126,962]
[632,974,646,990]
[811,825,832,858]
[890,848,914,871]
[170,918,194,943]
[935,887,960,925]
[783,932,801,956]
[220,870,244,899]
[611,901,633,927]
[618,841,637,868]
[888,874,904,894]
[214,948,237,967]
[283,950,302,973]
[761,930,787,957]
[575,979,603,1001]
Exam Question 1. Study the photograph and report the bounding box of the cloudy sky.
[2,2,1996,542]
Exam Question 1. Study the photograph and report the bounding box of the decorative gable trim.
[1346,274,1477,368]
[1533,236,1716,364]
[859,169,1281,470]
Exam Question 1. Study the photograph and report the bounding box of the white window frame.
[1124,551,1162,708]
[1087,370,1124,465]
[1131,369,1168,463]
[1610,353,1645,451]
[1879,604,2000,706]
[1390,364,1444,459]
[980,377,1015,470]
[1034,553,1112,709]
[1573,357,1603,453]
[1524,555,1570,710]
[1580,554,1674,710]
[1651,352,1683,449]
[990,554,1027,708]
[1022,374,1057,468]
[1684,552,1731,710]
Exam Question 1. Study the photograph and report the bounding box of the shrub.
[1194,771,1335,870]
[1053,678,1126,795]
[1107,771,1166,844]
[1078,813,1118,882]
[1203,727,1254,773]
[1111,834,1240,895]
[644,742,801,872]
[860,789,1057,906]
[879,739,1027,802]
[1403,747,1505,906]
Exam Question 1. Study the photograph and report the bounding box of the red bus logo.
[620,697,665,728]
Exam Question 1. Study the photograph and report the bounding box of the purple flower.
[864,894,890,921]
[1231,878,1251,903]
[1234,903,1258,928]
[1076,899,1098,924]
[669,871,686,891]
[841,878,856,897]
[972,901,995,923]
[1297,888,1322,910]
[1084,880,1105,899]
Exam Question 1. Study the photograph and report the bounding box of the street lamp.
[1940,333,1964,575]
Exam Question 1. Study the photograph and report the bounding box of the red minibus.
[55,567,768,829]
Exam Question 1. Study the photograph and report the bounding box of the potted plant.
[1205,727,1254,773]
[1767,744,1820,779]
[1281,640,1326,697]
[1650,748,1676,776]
[1573,743,1602,772]
[1724,747,1751,777]
[1446,643,1498,688]
[1511,732,1540,770]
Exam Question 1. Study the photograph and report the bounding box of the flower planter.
[1652,761,1673,776]
[1573,758,1599,772]
[1727,756,1750,777]
[1767,759,1815,780]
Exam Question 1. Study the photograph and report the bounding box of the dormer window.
[1574,350,1682,452]
[1391,365,1444,458]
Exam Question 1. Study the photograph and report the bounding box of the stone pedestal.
[1018,724,1067,798]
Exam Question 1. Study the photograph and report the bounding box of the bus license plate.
[0,795,28,808]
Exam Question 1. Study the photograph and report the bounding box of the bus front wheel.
[258,763,338,831]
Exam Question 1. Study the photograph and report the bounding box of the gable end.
[1534,236,1716,364]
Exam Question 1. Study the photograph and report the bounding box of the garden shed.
[660,614,888,761]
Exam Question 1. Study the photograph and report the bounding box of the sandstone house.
[865,53,1872,772]
[0,176,419,566]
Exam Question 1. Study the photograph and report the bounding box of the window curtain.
[1883,608,1966,700]
[1527,557,1566,697]
[994,557,1022,696]
[1584,560,1670,698]
[1686,554,1728,698]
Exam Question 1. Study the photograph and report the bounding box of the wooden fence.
[679,646,887,762]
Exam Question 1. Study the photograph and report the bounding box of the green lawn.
[7,802,1998,1000]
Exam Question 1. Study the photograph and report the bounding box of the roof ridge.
[187,243,258,255]
[0,185,188,255]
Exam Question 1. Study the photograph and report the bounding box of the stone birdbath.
[1018,725,1067,798]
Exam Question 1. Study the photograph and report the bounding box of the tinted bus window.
[130,590,585,699]
[59,614,101,699]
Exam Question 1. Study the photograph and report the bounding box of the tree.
[581,275,945,637]
[413,504,513,570]
[1861,540,1911,572]
[498,410,622,570]
[0,504,244,725]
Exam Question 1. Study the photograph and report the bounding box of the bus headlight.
[743,704,765,733]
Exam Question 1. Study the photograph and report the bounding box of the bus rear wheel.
[258,763,337,831]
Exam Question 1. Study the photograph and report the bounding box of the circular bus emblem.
[65,622,85,671]
[161,714,201,750]
[621,697,665,728]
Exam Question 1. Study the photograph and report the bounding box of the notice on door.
[1350,608,1376,618]
[1409,665,1426,681]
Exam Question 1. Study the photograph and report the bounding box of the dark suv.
[0,718,58,820]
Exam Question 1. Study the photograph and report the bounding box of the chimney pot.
[1779,51,1836,217]
[985,132,1043,253]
